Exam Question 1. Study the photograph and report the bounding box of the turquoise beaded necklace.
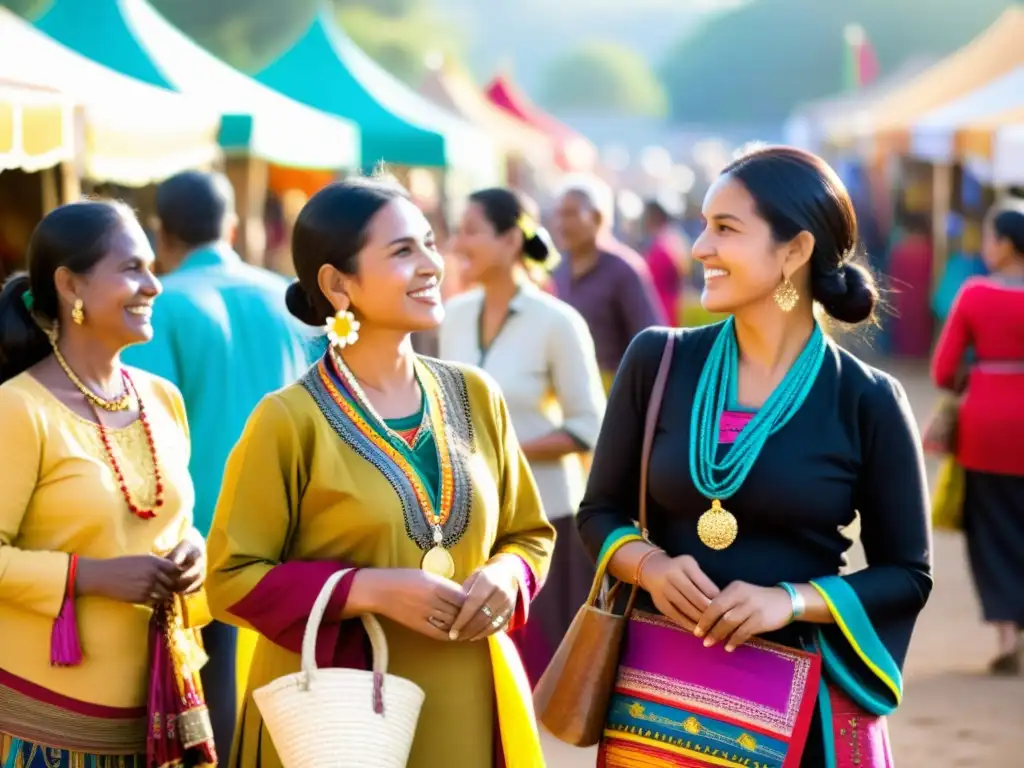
[689,317,827,549]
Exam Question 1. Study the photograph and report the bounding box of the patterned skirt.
[0,671,146,768]
[0,734,144,768]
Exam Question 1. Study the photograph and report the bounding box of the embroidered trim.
[300,357,475,552]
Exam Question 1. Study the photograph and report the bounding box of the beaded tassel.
[50,554,83,667]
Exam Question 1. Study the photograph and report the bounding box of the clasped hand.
[76,537,205,606]
[374,560,519,643]
[642,553,795,652]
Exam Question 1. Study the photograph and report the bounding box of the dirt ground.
[540,358,1024,767]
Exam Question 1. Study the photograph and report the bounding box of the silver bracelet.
[778,582,806,621]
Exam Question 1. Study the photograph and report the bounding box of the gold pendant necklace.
[421,525,456,578]
[696,499,738,551]
[329,348,456,576]
[51,339,131,412]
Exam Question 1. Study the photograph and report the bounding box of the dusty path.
[540,358,1024,766]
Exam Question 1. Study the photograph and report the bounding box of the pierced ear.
[783,231,815,273]
[52,265,80,309]
[316,263,351,314]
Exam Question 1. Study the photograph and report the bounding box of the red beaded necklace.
[89,370,164,520]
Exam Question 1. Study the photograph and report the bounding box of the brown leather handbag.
[533,333,675,747]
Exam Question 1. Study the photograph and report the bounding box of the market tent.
[256,10,497,179]
[0,80,74,173]
[911,66,1024,162]
[485,74,596,172]
[784,58,935,152]
[419,59,554,170]
[953,106,1024,186]
[36,0,360,169]
[867,7,1024,153]
[1,8,219,186]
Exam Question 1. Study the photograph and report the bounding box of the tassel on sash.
[50,554,83,668]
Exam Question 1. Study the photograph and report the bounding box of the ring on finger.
[480,605,493,618]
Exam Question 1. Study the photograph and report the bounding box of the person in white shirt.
[439,187,606,684]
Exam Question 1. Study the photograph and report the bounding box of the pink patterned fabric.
[829,685,894,768]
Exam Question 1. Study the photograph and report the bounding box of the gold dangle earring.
[324,307,360,348]
[773,277,799,313]
[71,298,85,326]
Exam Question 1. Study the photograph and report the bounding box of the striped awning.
[0,80,74,172]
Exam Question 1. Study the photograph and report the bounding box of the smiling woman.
[206,177,555,768]
[0,201,212,768]
[577,147,930,768]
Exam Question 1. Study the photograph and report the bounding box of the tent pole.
[226,155,269,266]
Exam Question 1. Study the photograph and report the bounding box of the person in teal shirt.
[122,170,313,756]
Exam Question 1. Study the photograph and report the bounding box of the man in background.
[123,170,312,754]
[551,175,664,392]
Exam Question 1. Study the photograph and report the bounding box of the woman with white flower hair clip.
[205,176,555,768]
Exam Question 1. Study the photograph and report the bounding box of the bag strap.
[639,332,677,535]
[616,332,676,617]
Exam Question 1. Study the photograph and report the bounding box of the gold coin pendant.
[421,546,456,579]
[697,499,738,551]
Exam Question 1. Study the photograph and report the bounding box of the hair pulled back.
[0,200,134,383]
[723,146,879,324]
[285,178,410,327]
[468,187,559,269]
[991,208,1024,256]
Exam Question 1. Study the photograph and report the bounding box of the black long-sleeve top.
[577,323,933,763]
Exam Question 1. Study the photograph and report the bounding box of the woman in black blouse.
[578,146,932,767]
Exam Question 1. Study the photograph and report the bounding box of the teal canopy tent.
[36,0,360,170]
[255,9,498,179]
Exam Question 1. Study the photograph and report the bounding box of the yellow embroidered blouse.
[207,357,555,768]
[0,370,198,709]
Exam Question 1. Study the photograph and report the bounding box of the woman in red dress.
[931,205,1024,675]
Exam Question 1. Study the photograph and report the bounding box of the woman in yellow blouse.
[206,177,555,768]
[0,201,211,767]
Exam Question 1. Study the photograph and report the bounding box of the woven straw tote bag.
[253,569,426,767]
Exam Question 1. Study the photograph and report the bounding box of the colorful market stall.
[485,74,597,173]
[0,80,74,175]
[36,0,361,263]
[867,6,1024,156]
[419,58,556,191]
[910,66,1024,165]
[956,108,1024,186]
[2,7,220,188]
[0,79,75,281]
[783,57,936,157]
[255,9,498,185]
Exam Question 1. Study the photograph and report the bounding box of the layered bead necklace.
[52,342,164,519]
[328,347,455,578]
[689,318,826,550]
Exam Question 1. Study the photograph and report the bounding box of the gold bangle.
[635,547,664,590]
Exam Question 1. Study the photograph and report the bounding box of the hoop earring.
[324,308,360,348]
[71,299,85,326]
[772,278,799,313]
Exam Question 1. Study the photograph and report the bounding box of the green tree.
[0,0,52,19]
[542,41,667,116]
[152,0,319,73]
[333,3,460,85]
[658,0,1018,122]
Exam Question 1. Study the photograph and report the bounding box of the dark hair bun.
[522,229,551,263]
[285,281,322,327]
[811,261,878,325]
